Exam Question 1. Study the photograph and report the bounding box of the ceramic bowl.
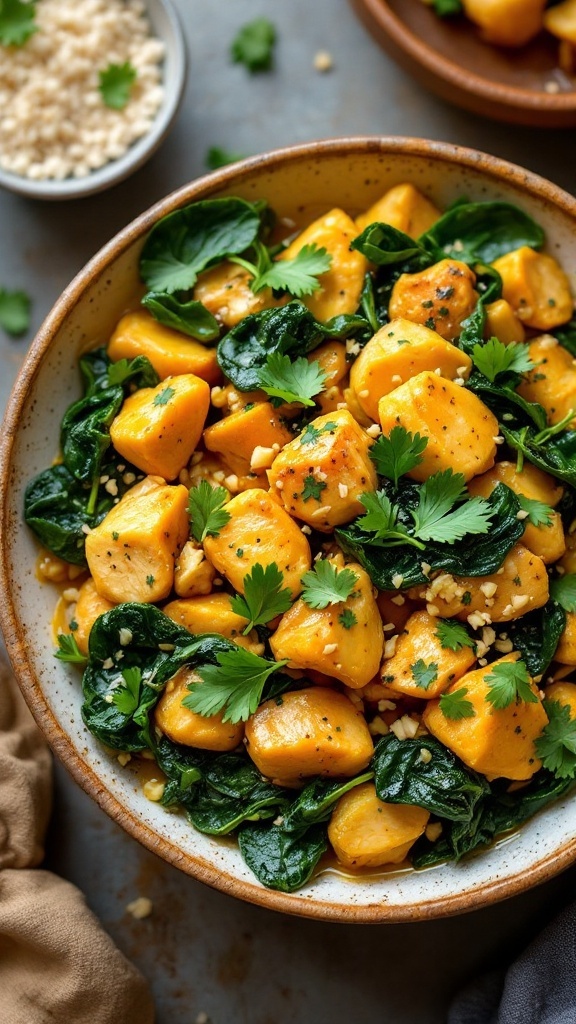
[0,0,187,200]
[2,137,576,922]
[350,0,576,127]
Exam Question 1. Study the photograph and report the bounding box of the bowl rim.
[0,0,187,201]
[3,135,576,922]
[352,0,576,113]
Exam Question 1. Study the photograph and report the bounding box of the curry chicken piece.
[155,667,244,751]
[381,610,477,699]
[356,183,441,237]
[328,783,430,869]
[388,259,478,341]
[108,311,220,384]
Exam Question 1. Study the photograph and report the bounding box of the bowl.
[0,0,187,201]
[2,137,576,922]
[350,0,576,127]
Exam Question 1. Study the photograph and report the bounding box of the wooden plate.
[351,0,576,127]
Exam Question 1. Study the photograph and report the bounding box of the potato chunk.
[381,610,476,698]
[388,260,478,342]
[423,655,548,780]
[269,562,384,688]
[279,209,368,320]
[492,248,573,331]
[108,311,220,384]
[328,783,429,868]
[468,461,565,564]
[73,577,115,656]
[484,299,525,345]
[244,688,373,783]
[544,0,576,42]
[555,613,576,666]
[378,371,498,482]
[194,261,282,328]
[174,540,215,597]
[85,476,189,604]
[154,667,244,751]
[110,374,210,481]
[267,409,377,531]
[203,402,294,478]
[517,336,576,428]
[203,488,311,598]
[164,594,262,654]
[462,0,546,46]
[349,318,471,422]
[356,183,440,237]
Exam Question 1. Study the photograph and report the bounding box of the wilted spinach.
[555,318,576,356]
[351,222,433,269]
[501,425,576,489]
[238,822,329,893]
[419,201,544,265]
[508,600,566,677]
[141,291,220,342]
[187,754,289,835]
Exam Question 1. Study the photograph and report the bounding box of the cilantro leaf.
[258,352,327,407]
[369,426,428,487]
[0,0,37,46]
[439,687,476,720]
[188,480,231,542]
[230,17,276,72]
[183,648,288,723]
[300,560,359,609]
[153,386,175,407]
[411,469,493,544]
[357,491,422,548]
[205,146,246,170]
[230,562,293,633]
[98,61,137,110]
[298,420,338,447]
[54,633,87,665]
[550,574,576,613]
[517,494,554,528]
[302,475,327,502]
[112,667,142,716]
[472,337,534,383]
[433,0,464,14]
[435,619,475,652]
[410,659,438,690]
[338,608,357,629]
[536,700,576,779]
[0,287,31,336]
[485,660,538,710]
[257,245,332,298]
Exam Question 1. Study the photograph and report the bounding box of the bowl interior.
[3,140,576,921]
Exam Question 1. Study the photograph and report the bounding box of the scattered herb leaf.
[98,61,137,110]
[485,660,537,710]
[536,700,576,779]
[550,574,576,613]
[188,480,231,542]
[258,352,327,407]
[230,17,276,72]
[439,687,476,720]
[435,619,475,652]
[184,647,288,723]
[0,287,30,336]
[112,666,142,715]
[54,633,87,665]
[411,659,438,691]
[369,426,428,488]
[230,562,293,633]
[300,560,359,609]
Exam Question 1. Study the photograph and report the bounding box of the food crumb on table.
[125,896,153,919]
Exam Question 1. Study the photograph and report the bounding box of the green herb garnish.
[300,560,359,609]
[98,61,137,110]
[188,480,231,542]
[183,648,288,723]
[230,562,293,633]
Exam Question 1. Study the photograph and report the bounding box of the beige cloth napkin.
[0,657,155,1024]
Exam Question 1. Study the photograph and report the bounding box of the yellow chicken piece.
[356,183,441,237]
[203,402,294,478]
[154,667,244,751]
[492,248,573,331]
[468,461,565,564]
[423,655,548,780]
[378,371,498,482]
[163,594,262,654]
[388,260,478,342]
[194,261,283,328]
[555,613,576,666]
[267,409,377,532]
[110,374,210,481]
[278,209,368,320]
[269,562,384,688]
[544,0,576,42]
[484,300,525,345]
[517,336,576,428]
[108,311,221,384]
[381,610,476,699]
[244,688,374,784]
[203,488,311,598]
[85,476,189,604]
[349,318,471,422]
[544,681,576,716]
[328,783,430,869]
[71,577,115,656]
[462,0,546,46]
[173,540,216,598]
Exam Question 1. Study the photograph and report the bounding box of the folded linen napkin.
[0,655,155,1024]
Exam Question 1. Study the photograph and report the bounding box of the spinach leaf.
[350,222,433,268]
[60,386,124,488]
[79,346,159,393]
[187,755,289,835]
[419,201,544,265]
[282,772,374,832]
[238,822,328,893]
[554,317,576,356]
[466,372,548,432]
[373,734,489,823]
[337,483,524,591]
[217,300,370,392]
[507,600,566,676]
[155,735,208,808]
[139,198,262,294]
[141,292,220,342]
[501,425,576,489]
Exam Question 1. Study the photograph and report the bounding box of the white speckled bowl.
[2,138,576,921]
[0,0,186,201]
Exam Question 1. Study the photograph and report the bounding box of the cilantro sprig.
[485,660,537,710]
[112,667,142,716]
[0,287,31,336]
[410,660,438,690]
[54,633,87,665]
[471,337,534,383]
[206,147,246,170]
[230,17,276,73]
[188,480,231,542]
[356,491,419,548]
[258,352,327,407]
[231,241,332,298]
[535,700,576,779]
[369,426,428,487]
[298,421,337,447]
[439,687,476,720]
[516,494,554,528]
[300,560,359,609]
[435,619,475,652]
[183,648,288,723]
[230,562,293,633]
[98,61,137,110]
[550,574,576,613]
[0,0,37,47]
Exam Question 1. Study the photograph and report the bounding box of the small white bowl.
[0,0,186,201]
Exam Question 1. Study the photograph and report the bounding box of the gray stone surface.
[2,1,576,1020]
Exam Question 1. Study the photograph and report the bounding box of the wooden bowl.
[2,137,576,921]
[351,0,576,127]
